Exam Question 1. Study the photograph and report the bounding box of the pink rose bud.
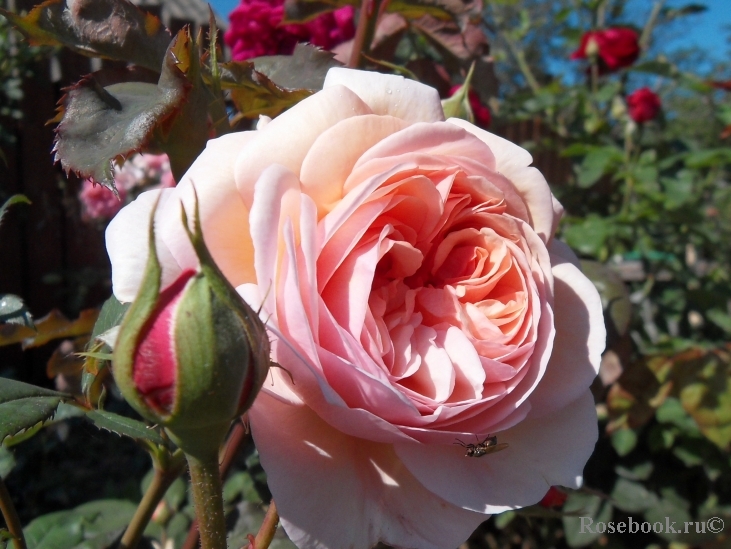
[571,27,640,73]
[113,196,270,457]
[627,87,661,123]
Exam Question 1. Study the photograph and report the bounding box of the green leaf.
[562,216,612,258]
[707,309,731,334]
[85,409,165,446]
[0,294,34,329]
[644,497,692,541]
[610,478,658,513]
[222,44,340,119]
[563,493,612,547]
[0,0,171,72]
[53,32,191,193]
[0,194,30,229]
[0,378,72,443]
[611,428,638,456]
[631,60,678,78]
[577,146,622,188]
[90,295,129,343]
[24,499,159,549]
[0,445,15,479]
[283,0,353,23]
[684,148,731,169]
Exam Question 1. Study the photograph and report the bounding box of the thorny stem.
[182,421,250,549]
[639,0,666,53]
[348,0,388,69]
[501,33,541,95]
[253,500,280,549]
[187,452,228,549]
[119,450,187,549]
[0,478,26,549]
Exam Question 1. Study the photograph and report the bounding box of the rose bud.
[112,195,270,458]
[571,27,640,73]
[448,85,491,129]
[627,87,661,124]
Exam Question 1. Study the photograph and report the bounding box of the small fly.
[454,435,509,457]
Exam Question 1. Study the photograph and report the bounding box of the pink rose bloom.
[225,0,355,61]
[107,69,604,549]
[627,87,661,124]
[79,179,126,221]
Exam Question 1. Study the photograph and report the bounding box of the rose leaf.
[0,378,73,444]
[220,44,341,119]
[0,0,171,72]
[53,32,192,193]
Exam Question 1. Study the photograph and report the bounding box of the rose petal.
[250,391,486,549]
[106,188,182,302]
[235,85,372,208]
[160,131,258,288]
[324,67,445,124]
[526,252,604,417]
[394,391,598,513]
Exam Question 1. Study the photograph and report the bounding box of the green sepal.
[180,189,271,415]
[111,197,165,424]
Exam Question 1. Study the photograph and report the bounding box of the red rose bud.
[571,27,640,73]
[113,194,270,458]
[627,87,661,123]
[539,486,568,508]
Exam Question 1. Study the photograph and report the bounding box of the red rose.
[448,85,491,128]
[571,27,640,73]
[627,87,661,123]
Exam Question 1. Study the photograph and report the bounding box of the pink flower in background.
[627,87,661,123]
[224,0,355,61]
[571,27,640,73]
[79,154,175,222]
[79,179,127,221]
[107,69,604,549]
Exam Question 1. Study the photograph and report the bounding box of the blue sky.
[209,0,730,61]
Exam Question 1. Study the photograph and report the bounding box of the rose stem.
[0,478,26,549]
[254,500,280,549]
[348,0,387,69]
[119,450,187,549]
[187,451,228,549]
[182,420,249,549]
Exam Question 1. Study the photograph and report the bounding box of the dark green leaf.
[0,0,170,72]
[631,60,678,78]
[85,410,165,445]
[562,216,612,257]
[662,3,707,20]
[222,45,340,119]
[0,378,72,443]
[90,295,129,343]
[53,33,191,193]
[563,493,612,547]
[611,428,638,456]
[644,497,692,541]
[610,478,657,512]
[0,194,30,229]
[0,445,15,479]
[707,310,731,334]
[24,499,159,549]
[577,146,622,188]
[283,0,352,23]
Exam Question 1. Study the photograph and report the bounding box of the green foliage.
[0,378,74,443]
